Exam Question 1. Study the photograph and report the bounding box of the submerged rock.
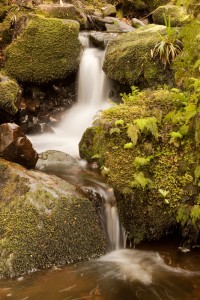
[0,158,107,278]
[0,123,38,168]
[4,16,82,83]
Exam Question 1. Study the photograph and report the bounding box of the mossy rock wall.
[103,25,174,88]
[4,16,82,83]
[79,88,200,246]
[0,159,107,278]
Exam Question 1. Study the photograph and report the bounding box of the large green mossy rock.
[152,4,190,26]
[103,25,174,88]
[4,16,81,83]
[0,73,20,115]
[79,88,200,246]
[0,158,107,278]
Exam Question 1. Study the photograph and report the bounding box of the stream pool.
[0,239,199,300]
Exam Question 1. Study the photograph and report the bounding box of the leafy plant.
[158,189,169,198]
[124,142,133,149]
[115,119,124,126]
[177,204,190,226]
[134,117,159,139]
[120,85,140,105]
[130,172,153,189]
[169,131,183,147]
[109,127,121,135]
[127,124,139,146]
[151,15,182,69]
[133,156,153,169]
[190,205,200,224]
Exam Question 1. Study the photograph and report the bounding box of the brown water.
[0,240,200,300]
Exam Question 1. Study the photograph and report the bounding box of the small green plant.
[194,166,200,184]
[158,188,169,198]
[124,142,133,149]
[134,117,159,139]
[169,131,183,147]
[120,85,140,105]
[127,123,139,146]
[133,156,153,169]
[115,119,124,126]
[151,15,182,69]
[130,172,153,189]
[177,204,190,226]
[109,127,121,135]
[190,205,200,224]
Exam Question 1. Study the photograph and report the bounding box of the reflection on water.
[0,246,200,300]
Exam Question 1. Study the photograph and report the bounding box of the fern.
[109,127,121,135]
[121,85,140,105]
[115,119,124,126]
[176,204,190,226]
[169,131,183,147]
[194,166,200,183]
[158,189,169,198]
[133,156,153,169]
[124,142,133,149]
[134,117,159,139]
[190,205,200,224]
[130,172,153,189]
[127,124,139,146]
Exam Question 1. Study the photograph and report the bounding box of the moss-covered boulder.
[79,87,200,246]
[103,25,175,88]
[0,72,20,115]
[4,15,82,83]
[0,158,107,278]
[152,4,190,26]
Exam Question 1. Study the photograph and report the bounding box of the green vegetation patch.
[79,86,200,245]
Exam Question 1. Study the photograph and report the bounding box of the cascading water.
[30,33,125,250]
[29,33,111,158]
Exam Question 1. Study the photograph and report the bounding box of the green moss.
[5,15,81,83]
[0,159,107,278]
[103,25,175,88]
[79,87,200,244]
[0,72,19,114]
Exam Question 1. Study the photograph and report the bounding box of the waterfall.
[29,33,111,157]
[30,33,125,250]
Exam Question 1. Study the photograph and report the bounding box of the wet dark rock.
[36,150,81,176]
[0,123,38,168]
[89,32,118,49]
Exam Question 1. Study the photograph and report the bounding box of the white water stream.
[29,33,126,250]
[29,34,111,158]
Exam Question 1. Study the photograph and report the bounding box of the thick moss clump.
[79,87,200,246]
[4,16,82,83]
[103,25,174,88]
[0,72,19,114]
[0,159,107,278]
